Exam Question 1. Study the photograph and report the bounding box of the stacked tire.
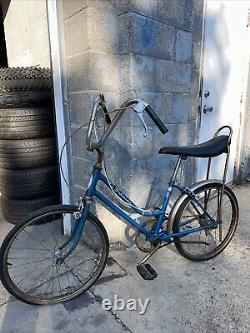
[0,67,59,224]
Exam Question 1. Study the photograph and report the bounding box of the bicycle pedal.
[137,263,158,280]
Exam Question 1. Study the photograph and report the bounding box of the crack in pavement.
[89,289,133,333]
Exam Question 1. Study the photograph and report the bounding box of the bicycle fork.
[55,203,91,264]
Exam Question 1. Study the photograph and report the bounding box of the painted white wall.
[3,0,50,68]
[198,0,250,182]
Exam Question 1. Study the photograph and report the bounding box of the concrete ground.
[0,185,249,333]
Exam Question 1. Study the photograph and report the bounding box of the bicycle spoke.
[175,184,237,259]
[63,261,84,286]
[8,256,53,268]
[55,264,63,296]
[2,209,107,304]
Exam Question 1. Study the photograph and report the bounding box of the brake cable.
[93,107,156,214]
[59,106,127,201]
[60,101,163,214]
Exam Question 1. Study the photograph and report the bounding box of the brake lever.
[132,101,149,137]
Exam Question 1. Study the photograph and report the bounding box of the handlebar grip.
[145,105,168,134]
[100,104,112,124]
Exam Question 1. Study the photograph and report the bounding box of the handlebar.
[86,96,168,150]
[145,105,168,134]
[99,94,112,124]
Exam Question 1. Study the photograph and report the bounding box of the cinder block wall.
[2,0,50,68]
[61,0,204,244]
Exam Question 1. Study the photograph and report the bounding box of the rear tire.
[173,182,238,261]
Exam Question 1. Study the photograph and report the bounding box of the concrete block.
[119,13,155,56]
[117,92,192,128]
[154,20,176,60]
[190,68,200,96]
[71,124,92,160]
[187,119,198,144]
[89,52,120,91]
[122,126,155,157]
[72,156,86,186]
[175,30,192,63]
[68,91,93,125]
[68,91,118,126]
[192,41,202,69]
[192,12,203,42]
[155,59,192,93]
[87,5,119,53]
[86,0,116,11]
[188,92,199,121]
[120,54,155,92]
[117,91,172,128]
[117,0,156,19]
[156,0,193,31]
[171,94,191,123]
[193,0,204,13]
[188,104,199,122]
[183,156,196,186]
[120,13,175,60]
[66,52,90,92]
[62,0,87,20]
[137,92,172,125]
[66,51,119,92]
[64,8,88,57]
[157,122,188,146]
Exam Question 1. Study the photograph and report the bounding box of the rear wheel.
[0,205,109,304]
[173,182,238,261]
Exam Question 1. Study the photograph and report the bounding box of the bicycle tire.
[173,182,238,261]
[0,205,109,304]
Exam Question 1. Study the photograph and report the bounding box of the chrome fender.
[167,179,223,232]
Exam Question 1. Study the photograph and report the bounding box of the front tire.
[0,205,109,304]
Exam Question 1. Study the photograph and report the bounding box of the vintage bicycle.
[0,95,238,304]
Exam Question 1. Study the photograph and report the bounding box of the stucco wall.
[2,0,50,68]
[61,0,204,245]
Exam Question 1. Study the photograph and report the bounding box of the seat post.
[170,156,183,182]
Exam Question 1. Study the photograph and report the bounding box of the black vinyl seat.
[159,135,229,158]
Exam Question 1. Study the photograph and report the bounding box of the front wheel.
[173,182,239,261]
[0,205,109,305]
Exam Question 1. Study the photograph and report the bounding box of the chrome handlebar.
[86,95,168,150]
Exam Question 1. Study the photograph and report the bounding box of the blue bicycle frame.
[58,155,217,262]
